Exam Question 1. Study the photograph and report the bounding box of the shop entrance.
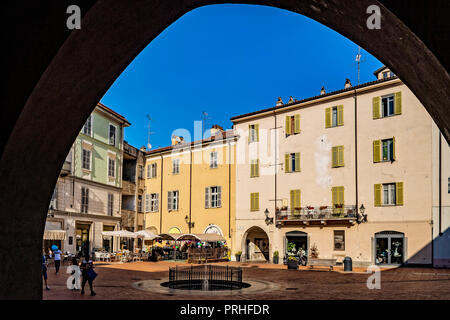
[76,223,91,257]
[284,231,308,264]
[375,231,405,265]
[243,226,269,262]
[103,225,115,252]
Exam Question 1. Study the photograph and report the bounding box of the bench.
[307,258,337,271]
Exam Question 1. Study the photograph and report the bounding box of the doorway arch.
[242,226,269,262]
[1,1,449,299]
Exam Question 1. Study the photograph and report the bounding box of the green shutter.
[250,161,254,177]
[291,190,301,214]
[296,190,301,209]
[325,107,331,128]
[339,187,344,205]
[332,187,337,205]
[256,159,260,177]
[392,137,396,161]
[332,146,337,167]
[294,114,301,134]
[285,116,291,136]
[373,140,381,162]
[294,153,300,172]
[394,92,402,115]
[285,153,290,173]
[290,190,295,213]
[396,182,404,205]
[374,184,382,206]
[250,193,254,211]
[255,193,259,211]
[373,97,381,119]
[337,105,344,126]
[255,124,259,142]
[248,125,251,143]
[339,146,344,166]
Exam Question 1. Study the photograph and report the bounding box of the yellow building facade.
[143,129,237,252]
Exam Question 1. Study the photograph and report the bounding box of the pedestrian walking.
[52,245,62,275]
[42,250,50,290]
[80,255,96,296]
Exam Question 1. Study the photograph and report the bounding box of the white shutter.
[145,194,149,212]
[155,193,159,211]
[217,186,222,208]
[168,191,172,210]
[205,187,210,208]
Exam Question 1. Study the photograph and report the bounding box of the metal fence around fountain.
[168,264,244,290]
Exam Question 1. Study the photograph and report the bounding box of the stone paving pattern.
[43,261,450,300]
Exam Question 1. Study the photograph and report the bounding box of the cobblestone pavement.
[42,261,450,300]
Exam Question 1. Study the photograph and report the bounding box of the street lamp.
[357,204,367,223]
[184,215,195,228]
[264,208,273,225]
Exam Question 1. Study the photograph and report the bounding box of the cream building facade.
[231,67,450,267]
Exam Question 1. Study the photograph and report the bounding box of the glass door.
[375,232,404,265]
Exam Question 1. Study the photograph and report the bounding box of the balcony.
[122,180,136,195]
[275,205,357,226]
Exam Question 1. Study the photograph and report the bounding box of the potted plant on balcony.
[235,251,242,262]
[287,256,298,270]
[273,251,279,264]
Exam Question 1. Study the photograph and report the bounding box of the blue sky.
[100,4,383,150]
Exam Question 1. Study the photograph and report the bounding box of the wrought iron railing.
[168,264,243,290]
[276,205,357,222]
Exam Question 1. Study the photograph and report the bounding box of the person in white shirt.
[53,247,62,275]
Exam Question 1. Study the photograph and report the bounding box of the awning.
[158,233,183,241]
[176,233,226,242]
[135,230,160,240]
[102,230,142,238]
[43,230,66,240]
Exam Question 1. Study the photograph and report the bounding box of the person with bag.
[80,255,96,296]
[42,249,50,290]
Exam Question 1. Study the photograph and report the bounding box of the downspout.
[228,138,231,239]
[273,111,277,217]
[354,88,359,213]
[189,147,192,233]
[160,154,163,234]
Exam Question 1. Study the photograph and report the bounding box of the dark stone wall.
[0,0,448,299]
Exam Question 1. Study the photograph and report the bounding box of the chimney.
[288,96,294,104]
[344,78,352,88]
[171,135,182,146]
[276,97,284,106]
[210,124,224,137]
[320,87,326,95]
[140,146,147,152]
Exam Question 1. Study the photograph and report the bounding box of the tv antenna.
[355,46,365,85]
[146,114,155,150]
[201,111,211,137]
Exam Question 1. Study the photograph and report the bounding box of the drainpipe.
[228,139,232,239]
[160,154,163,234]
[354,88,359,214]
[189,147,192,233]
[273,111,277,218]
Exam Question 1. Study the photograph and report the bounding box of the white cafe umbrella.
[135,230,160,240]
[102,230,143,238]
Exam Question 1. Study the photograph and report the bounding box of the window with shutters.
[147,163,157,178]
[290,189,301,213]
[383,183,396,205]
[205,186,222,208]
[331,146,344,167]
[332,186,344,214]
[374,182,403,206]
[138,165,144,179]
[210,152,218,168]
[285,153,300,173]
[81,187,89,213]
[82,115,92,136]
[250,159,259,177]
[82,148,91,170]
[325,105,343,128]
[109,124,116,146]
[108,158,115,178]
[249,124,259,143]
[137,195,143,212]
[250,192,259,211]
[382,95,395,117]
[373,138,395,162]
[382,139,394,161]
[150,193,159,212]
[168,190,179,211]
[285,115,301,136]
[334,230,345,251]
[107,193,114,216]
[172,159,180,174]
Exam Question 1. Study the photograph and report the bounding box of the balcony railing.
[276,205,357,225]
